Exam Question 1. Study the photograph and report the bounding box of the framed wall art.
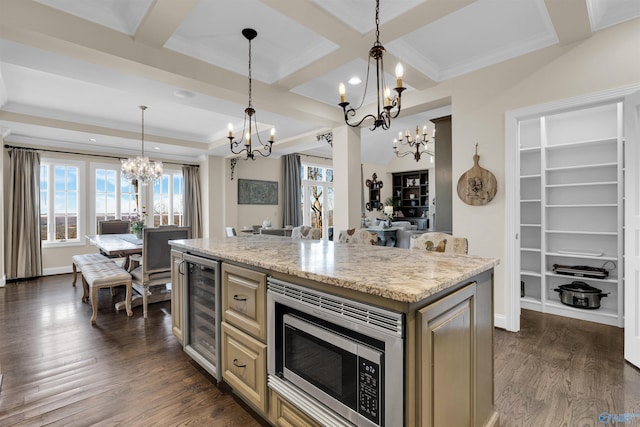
[238,179,278,205]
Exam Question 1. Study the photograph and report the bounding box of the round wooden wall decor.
[457,144,497,205]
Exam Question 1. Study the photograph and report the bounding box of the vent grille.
[268,278,403,337]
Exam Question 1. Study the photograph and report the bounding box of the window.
[92,164,140,233]
[40,159,84,244]
[301,163,333,239]
[151,170,184,226]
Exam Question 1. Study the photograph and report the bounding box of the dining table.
[85,233,143,258]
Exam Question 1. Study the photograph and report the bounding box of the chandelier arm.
[342,106,378,129]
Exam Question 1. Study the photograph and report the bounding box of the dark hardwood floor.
[0,274,266,427]
[0,274,638,426]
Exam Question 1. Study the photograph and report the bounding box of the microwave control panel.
[358,358,380,424]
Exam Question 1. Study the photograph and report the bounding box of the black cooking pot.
[554,281,609,309]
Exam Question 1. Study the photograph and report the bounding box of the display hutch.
[392,170,429,220]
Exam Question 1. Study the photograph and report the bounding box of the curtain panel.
[6,148,42,279]
[283,154,302,227]
[182,165,203,238]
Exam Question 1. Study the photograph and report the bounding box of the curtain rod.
[296,152,333,161]
[3,144,199,167]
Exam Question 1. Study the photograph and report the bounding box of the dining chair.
[98,219,130,234]
[410,232,468,254]
[96,220,131,267]
[291,225,321,240]
[337,228,378,245]
[130,226,191,318]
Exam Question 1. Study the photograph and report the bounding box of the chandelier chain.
[140,105,146,157]
[247,36,252,108]
[375,0,380,45]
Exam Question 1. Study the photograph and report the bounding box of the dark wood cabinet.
[392,170,429,219]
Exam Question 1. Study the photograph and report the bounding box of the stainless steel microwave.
[267,278,404,427]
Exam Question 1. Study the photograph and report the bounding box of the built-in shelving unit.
[392,170,429,220]
[518,102,624,327]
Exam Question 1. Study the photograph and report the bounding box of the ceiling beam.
[544,0,592,45]
[0,110,207,149]
[0,0,341,127]
[134,0,200,48]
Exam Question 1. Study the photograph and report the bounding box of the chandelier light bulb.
[339,83,346,103]
[395,63,404,87]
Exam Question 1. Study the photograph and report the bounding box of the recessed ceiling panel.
[388,0,558,81]
[587,0,640,31]
[34,0,153,35]
[165,0,339,84]
[310,0,426,35]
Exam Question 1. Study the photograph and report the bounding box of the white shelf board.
[544,137,617,150]
[545,230,617,236]
[546,251,617,261]
[545,162,617,172]
[545,181,617,188]
[521,270,542,277]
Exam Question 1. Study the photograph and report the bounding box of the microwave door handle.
[284,314,358,354]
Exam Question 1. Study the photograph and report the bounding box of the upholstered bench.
[71,253,114,286]
[80,262,133,324]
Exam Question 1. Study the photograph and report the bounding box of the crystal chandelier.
[393,125,435,162]
[338,0,405,131]
[227,28,275,160]
[121,105,163,185]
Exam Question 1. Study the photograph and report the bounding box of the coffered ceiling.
[0,0,638,165]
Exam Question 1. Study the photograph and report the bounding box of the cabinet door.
[222,263,267,341]
[222,322,267,413]
[269,390,322,427]
[170,249,184,344]
[418,283,476,427]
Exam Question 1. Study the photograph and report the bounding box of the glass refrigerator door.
[184,256,220,380]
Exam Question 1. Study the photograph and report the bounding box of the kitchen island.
[171,236,499,427]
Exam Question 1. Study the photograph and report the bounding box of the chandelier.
[338,0,405,131]
[227,28,275,160]
[393,126,435,162]
[121,105,163,185]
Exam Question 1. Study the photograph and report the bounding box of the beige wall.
[445,18,640,323]
[219,156,283,232]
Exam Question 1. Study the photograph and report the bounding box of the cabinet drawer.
[269,389,321,427]
[221,322,267,413]
[222,263,266,340]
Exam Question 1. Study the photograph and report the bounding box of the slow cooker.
[554,281,609,309]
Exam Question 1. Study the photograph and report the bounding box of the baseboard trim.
[43,266,73,276]
[494,314,506,330]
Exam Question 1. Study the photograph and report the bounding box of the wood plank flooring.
[494,309,640,427]
[0,274,266,427]
[0,274,638,426]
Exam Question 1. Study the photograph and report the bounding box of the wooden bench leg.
[81,277,89,303]
[72,263,78,286]
[125,283,133,317]
[90,287,99,325]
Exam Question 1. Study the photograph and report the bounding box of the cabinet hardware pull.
[232,358,246,368]
[178,260,185,275]
[233,295,247,302]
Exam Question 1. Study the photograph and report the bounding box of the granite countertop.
[170,236,499,304]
